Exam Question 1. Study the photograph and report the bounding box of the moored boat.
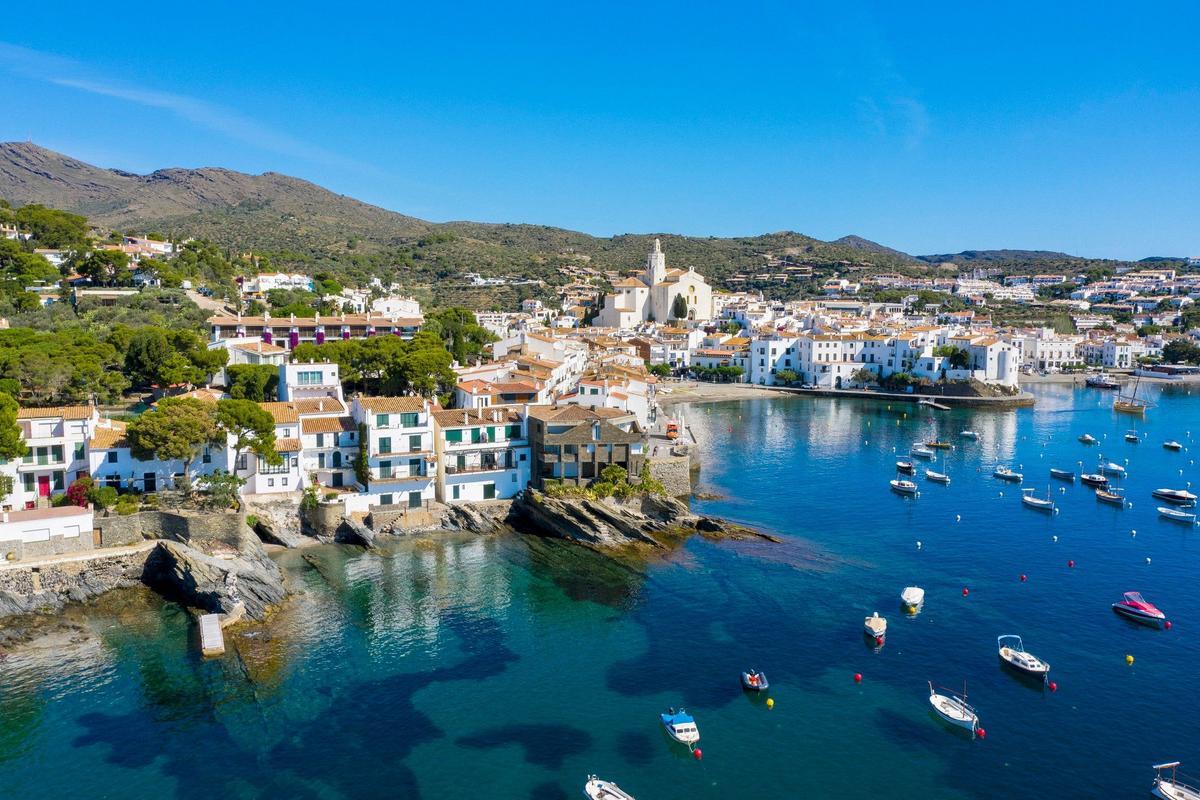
[1158,506,1197,524]
[585,776,637,800]
[1114,376,1151,415]
[925,468,950,484]
[1021,487,1056,512]
[960,430,979,440]
[741,670,769,692]
[1096,487,1126,507]
[997,635,1050,678]
[911,443,935,459]
[1080,473,1109,487]
[1164,440,1184,452]
[1152,761,1200,800]
[926,441,953,450]
[660,708,700,745]
[896,460,915,475]
[1125,429,1141,443]
[1078,433,1098,444]
[1100,461,1127,477]
[1086,373,1121,389]
[993,466,1023,482]
[864,612,887,639]
[1050,468,1075,481]
[927,682,979,736]
[901,586,925,611]
[890,479,919,496]
[1152,488,1197,505]
[1112,591,1167,627]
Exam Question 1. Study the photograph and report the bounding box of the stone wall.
[94,510,246,550]
[1,530,95,562]
[0,549,150,618]
[647,456,692,498]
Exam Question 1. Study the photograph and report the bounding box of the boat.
[1096,487,1126,507]
[1114,376,1151,415]
[997,635,1050,678]
[741,669,769,692]
[911,443,935,460]
[925,441,953,450]
[1078,433,1098,444]
[1153,488,1198,506]
[960,430,979,440]
[864,612,887,639]
[993,466,1023,482]
[925,468,950,484]
[1080,473,1109,487]
[585,776,637,800]
[1152,761,1200,800]
[927,682,979,736]
[1158,506,1197,524]
[660,708,700,745]
[901,586,925,611]
[1112,591,1167,627]
[895,460,915,475]
[1086,373,1121,389]
[1021,487,1056,513]
[1100,461,1127,477]
[1164,440,1184,451]
[1125,429,1141,443]
[890,479,919,496]
[1050,468,1076,481]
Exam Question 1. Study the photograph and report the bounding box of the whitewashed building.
[432,407,530,502]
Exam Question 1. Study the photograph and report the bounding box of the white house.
[0,505,95,560]
[351,395,438,510]
[9,406,98,509]
[595,240,715,328]
[432,406,531,503]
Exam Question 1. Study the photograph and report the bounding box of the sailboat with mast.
[924,450,950,484]
[1114,375,1151,416]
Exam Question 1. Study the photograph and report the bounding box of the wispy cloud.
[0,41,367,171]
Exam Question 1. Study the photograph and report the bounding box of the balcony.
[370,465,432,483]
[444,459,511,475]
[373,447,434,458]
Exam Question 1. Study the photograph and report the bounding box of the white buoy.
[999,491,1004,497]
[1146,557,1152,565]
[956,514,961,522]
[917,540,922,549]
[1131,529,1137,536]
[1052,535,1058,542]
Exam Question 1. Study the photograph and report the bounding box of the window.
[376,413,389,427]
[53,471,64,491]
[408,458,421,475]
[379,460,393,479]
[282,477,288,487]
[400,412,419,428]
[73,443,85,461]
[408,491,422,508]
[316,433,325,448]
[452,485,460,500]
[380,494,394,506]
[259,456,289,475]
[446,429,463,443]
[268,478,275,487]
[106,451,118,464]
[318,453,326,468]
[202,447,212,464]
[22,473,33,492]
[51,445,63,464]
[408,434,421,452]
[471,428,483,444]
[379,437,392,454]
[297,370,323,385]
[483,483,496,500]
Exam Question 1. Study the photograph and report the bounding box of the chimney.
[463,411,468,425]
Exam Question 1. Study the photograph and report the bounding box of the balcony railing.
[371,466,432,482]
[444,462,510,475]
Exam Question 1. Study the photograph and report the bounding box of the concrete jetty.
[199,613,225,657]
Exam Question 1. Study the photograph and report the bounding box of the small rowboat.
[1096,488,1126,507]
[896,460,915,475]
[864,612,887,639]
[660,708,699,745]
[993,466,1023,482]
[1153,488,1197,506]
[928,682,979,736]
[997,634,1050,678]
[741,670,769,692]
[926,441,953,450]
[1113,591,1167,628]
[1079,433,1098,444]
[924,468,950,485]
[890,479,918,496]
[1021,487,1055,513]
[1158,506,1197,524]
[585,776,637,800]
[1080,473,1109,487]
[1163,441,1184,452]
[1050,468,1075,481]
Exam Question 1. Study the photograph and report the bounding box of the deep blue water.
[3,382,1200,798]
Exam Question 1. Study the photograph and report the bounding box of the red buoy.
[1020,574,1027,582]
[976,727,987,739]
[875,636,883,646]
[1048,681,1058,692]
[693,748,703,760]
[854,672,863,683]
[1165,621,1173,630]
[1067,560,1075,568]
[962,587,969,597]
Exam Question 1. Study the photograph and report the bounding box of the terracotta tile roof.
[291,397,346,415]
[231,341,287,354]
[260,402,300,423]
[17,405,94,420]
[526,404,631,422]
[613,278,647,289]
[431,406,522,426]
[89,420,128,449]
[274,438,301,452]
[492,381,542,393]
[301,416,355,434]
[357,396,427,414]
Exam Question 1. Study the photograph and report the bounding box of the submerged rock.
[439,503,510,534]
[511,491,698,548]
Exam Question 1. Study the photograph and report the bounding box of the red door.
[37,475,51,497]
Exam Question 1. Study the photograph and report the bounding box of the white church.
[594,239,714,329]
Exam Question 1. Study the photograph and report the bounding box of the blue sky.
[1,1,1197,259]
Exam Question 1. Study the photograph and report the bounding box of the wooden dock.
[199,613,225,657]
[917,399,951,410]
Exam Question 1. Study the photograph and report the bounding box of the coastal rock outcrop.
[243,496,306,548]
[439,502,510,535]
[0,550,148,619]
[511,491,700,548]
[142,540,284,621]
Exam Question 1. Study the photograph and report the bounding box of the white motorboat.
[1050,468,1076,481]
[660,708,699,746]
[993,466,1023,482]
[1100,461,1127,477]
[997,635,1050,678]
[1164,440,1184,452]
[890,479,919,496]
[585,776,637,800]
[1152,762,1200,800]
[1153,488,1198,506]
[864,612,887,639]
[928,682,979,736]
[960,430,979,440]
[1125,429,1141,443]
[1080,473,1109,488]
[1078,433,1098,444]
[901,586,925,611]
[1021,487,1056,513]
[1158,506,1197,524]
[911,442,936,460]
[924,468,950,484]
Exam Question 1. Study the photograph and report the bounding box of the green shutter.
[471,428,482,444]
[376,414,389,427]
[506,424,521,438]
[401,412,419,428]
[446,429,463,443]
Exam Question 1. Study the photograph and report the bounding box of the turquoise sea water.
[3,382,1200,799]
